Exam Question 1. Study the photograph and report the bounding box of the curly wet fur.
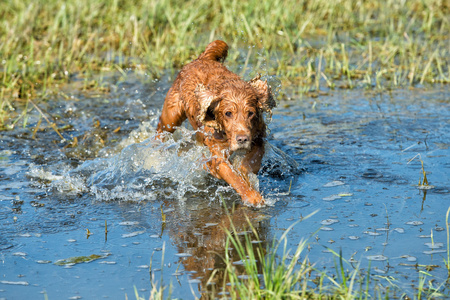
[156,40,276,206]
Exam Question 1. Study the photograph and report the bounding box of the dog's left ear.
[249,74,277,115]
[195,84,221,130]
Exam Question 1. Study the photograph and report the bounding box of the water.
[0,72,449,298]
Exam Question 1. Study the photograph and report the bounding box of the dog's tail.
[198,40,228,63]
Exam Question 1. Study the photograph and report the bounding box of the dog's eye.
[248,111,254,118]
[225,111,232,117]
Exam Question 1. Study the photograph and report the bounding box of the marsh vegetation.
[1,0,448,128]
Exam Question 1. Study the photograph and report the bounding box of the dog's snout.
[236,134,250,144]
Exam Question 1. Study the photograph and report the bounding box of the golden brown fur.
[156,40,276,206]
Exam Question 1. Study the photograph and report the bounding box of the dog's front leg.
[207,147,264,206]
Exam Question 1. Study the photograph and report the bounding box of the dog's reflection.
[164,202,269,296]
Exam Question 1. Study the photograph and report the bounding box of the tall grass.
[221,218,313,298]
[1,0,449,128]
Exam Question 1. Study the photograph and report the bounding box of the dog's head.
[196,75,276,152]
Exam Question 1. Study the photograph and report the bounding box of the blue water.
[0,73,449,299]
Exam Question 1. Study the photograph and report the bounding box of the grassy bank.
[1,0,449,128]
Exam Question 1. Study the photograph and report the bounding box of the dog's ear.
[195,84,221,130]
[249,74,277,115]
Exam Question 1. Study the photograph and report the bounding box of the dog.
[156,40,276,206]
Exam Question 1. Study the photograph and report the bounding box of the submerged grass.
[1,0,449,129]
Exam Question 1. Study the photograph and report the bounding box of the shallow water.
[0,72,449,299]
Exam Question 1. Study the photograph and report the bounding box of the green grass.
[133,208,449,299]
[1,0,449,128]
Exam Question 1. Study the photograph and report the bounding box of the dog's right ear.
[195,84,221,130]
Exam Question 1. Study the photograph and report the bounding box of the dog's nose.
[236,135,249,144]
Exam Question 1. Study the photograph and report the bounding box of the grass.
[1,0,449,129]
[133,207,449,300]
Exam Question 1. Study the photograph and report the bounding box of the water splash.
[28,123,300,205]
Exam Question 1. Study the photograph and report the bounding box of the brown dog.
[156,40,276,206]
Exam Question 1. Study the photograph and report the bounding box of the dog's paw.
[242,190,265,207]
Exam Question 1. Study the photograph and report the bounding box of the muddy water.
[0,71,449,299]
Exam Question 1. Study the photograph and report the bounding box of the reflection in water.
[164,203,269,296]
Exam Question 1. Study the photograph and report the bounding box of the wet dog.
[156,40,276,206]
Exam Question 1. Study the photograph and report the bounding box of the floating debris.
[122,230,145,238]
[366,255,388,261]
[137,265,149,269]
[119,221,139,226]
[424,250,446,255]
[321,219,339,225]
[175,253,193,257]
[424,242,443,249]
[67,239,77,243]
[373,268,387,274]
[99,261,116,265]
[0,280,29,286]
[363,231,382,236]
[401,255,417,262]
[405,221,424,226]
[36,260,52,264]
[12,252,27,257]
[323,180,345,187]
[320,227,334,231]
[323,195,341,201]
[18,233,32,237]
[348,236,360,240]
[394,228,405,233]
[54,253,110,266]
[376,228,389,231]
